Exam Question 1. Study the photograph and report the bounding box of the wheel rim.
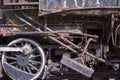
[2,38,45,80]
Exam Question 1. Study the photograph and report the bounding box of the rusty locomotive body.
[0,0,120,80]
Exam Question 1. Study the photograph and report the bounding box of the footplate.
[60,55,94,78]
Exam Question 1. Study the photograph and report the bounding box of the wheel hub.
[22,44,32,55]
[17,55,29,67]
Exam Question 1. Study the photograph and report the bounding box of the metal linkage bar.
[51,32,81,49]
[74,38,95,59]
[0,47,22,52]
[48,36,78,53]
[85,51,112,66]
[42,31,98,39]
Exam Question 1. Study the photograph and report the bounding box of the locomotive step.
[61,54,94,78]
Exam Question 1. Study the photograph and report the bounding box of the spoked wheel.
[2,38,45,80]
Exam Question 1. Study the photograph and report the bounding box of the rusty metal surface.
[38,0,120,16]
[0,0,120,80]
[3,0,38,5]
[2,0,120,16]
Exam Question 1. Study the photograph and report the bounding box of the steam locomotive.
[0,0,120,80]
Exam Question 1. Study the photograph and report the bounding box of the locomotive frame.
[0,0,120,80]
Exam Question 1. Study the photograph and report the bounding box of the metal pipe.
[85,51,105,63]
[107,14,115,44]
[115,24,120,45]
[81,38,95,56]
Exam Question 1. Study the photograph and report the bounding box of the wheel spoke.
[28,63,39,71]
[23,67,25,71]
[26,66,32,73]
[32,55,40,58]
[30,48,36,54]
[21,42,24,46]
[19,66,22,70]
[15,65,18,68]
[5,56,16,60]
[29,60,41,64]
[12,53,19,57]
[29,55,40,59]
[9,61,17,65]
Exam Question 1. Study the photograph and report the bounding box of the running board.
[60,55,94,78]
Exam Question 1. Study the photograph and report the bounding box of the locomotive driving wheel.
[2,38,45,80]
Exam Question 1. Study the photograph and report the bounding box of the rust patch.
[0,28,8,36]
